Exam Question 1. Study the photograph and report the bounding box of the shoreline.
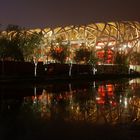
[0,73,139,84]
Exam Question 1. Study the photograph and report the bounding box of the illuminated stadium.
[27,21,140,65]
[2,21,140,65]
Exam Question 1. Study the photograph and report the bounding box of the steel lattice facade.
[2,21,140,63]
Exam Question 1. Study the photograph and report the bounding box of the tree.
[114,52,128,65]
[113,51,129,74]
[129,52,140,65]
[0,24,43,61]
[50,44,69,63]
[0,36,24,61]
[20,31,43,61]
[88,52,98,65]
[49,37,70,63]
[74,48,91,64]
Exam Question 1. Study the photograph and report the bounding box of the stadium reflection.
[22,78,140,125]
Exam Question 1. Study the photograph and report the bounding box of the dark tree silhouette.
[0,24,42,61]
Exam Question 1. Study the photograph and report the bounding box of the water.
[1,78,140,139]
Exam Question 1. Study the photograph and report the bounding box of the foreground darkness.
[0,78,140,140]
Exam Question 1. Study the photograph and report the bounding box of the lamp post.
[68,41,73,77]
[33,57,37,77]
[69,61,72,77]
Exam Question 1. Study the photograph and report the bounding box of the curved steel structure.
[39,21,140,53]
[27,21,140,64]
[2,21,140,63]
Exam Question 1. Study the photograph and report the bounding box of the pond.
[0,78,140,140]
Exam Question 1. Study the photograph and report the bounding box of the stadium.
[27,21,140,65]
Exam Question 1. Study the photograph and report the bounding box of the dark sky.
[0,0,140,29]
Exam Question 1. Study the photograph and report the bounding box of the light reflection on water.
[21,78,140,126]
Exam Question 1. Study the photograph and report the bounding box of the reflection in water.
[22,79,140,126]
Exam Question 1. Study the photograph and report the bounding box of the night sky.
[0,0,140,29]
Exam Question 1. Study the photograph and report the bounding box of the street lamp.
[33,57,38,77]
